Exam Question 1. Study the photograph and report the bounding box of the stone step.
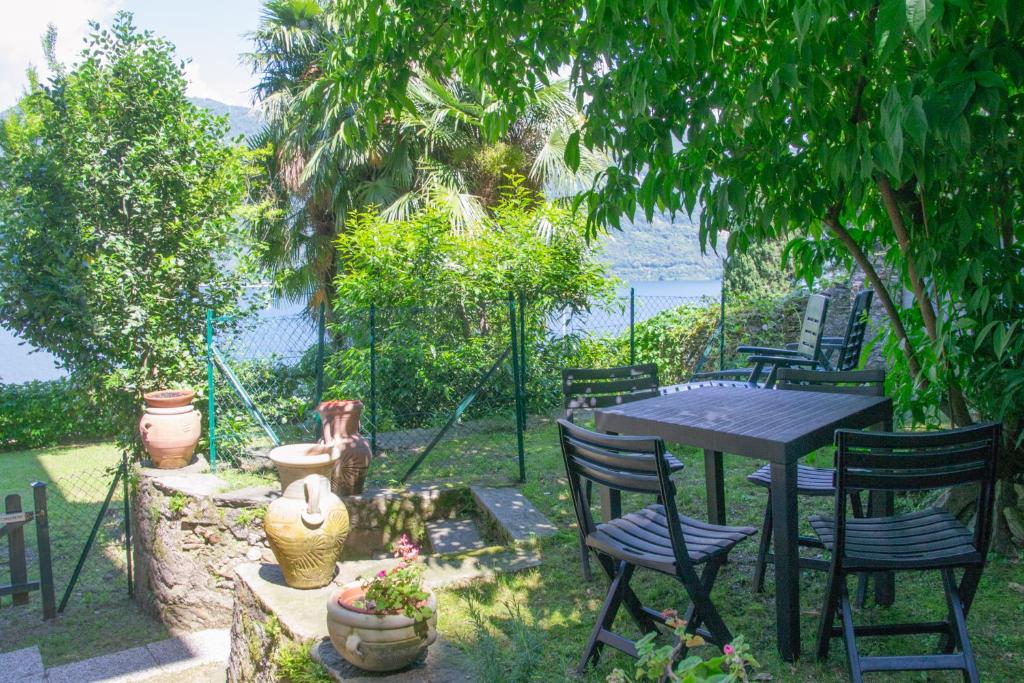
[41,629,228,683]
[469,486,558,544]
[0,645,44,683]
[425,518,486,555]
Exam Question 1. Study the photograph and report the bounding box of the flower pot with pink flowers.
[326,535,437,672]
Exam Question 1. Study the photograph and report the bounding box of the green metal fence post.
[507,293,526,482]
[629,286,636,365]
[719,269,727,371]
[314,302,327,440]
[121,451,133,598]
[205,309,217,470]
[369,303,377,457]
[517,290,527,482]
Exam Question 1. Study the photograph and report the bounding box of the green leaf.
[905,0,930,32]
[903,95,928,150]
[876,0,907,62]
[564,130,581,172]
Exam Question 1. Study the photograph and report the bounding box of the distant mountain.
[189,97,263,141]
[598,210,722,282]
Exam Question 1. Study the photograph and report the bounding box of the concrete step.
[425,518,486,554]
[0,645,44,683]
[470,486,558,544]
[41,629,228,683]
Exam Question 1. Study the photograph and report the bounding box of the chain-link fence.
[0,456,130,624]
[207,290,731,485]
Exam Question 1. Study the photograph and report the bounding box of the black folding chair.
[812,422,1000,683]
[748,369,886,597]
[562,364,684,580]
[693,293,831,388]
[816,289,874,371]
[558,420,757,674]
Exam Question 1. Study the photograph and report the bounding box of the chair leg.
[838,578,865,683]
[942,568,980,683]
[680,560,731,647]
[816,568,841,661]
[579,480,593,581]
[752,493,772,593]
[577,560,631,674]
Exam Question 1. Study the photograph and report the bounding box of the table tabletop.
[595,385,893,462]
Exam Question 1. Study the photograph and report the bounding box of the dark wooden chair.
[748,368,886,595]
[557,420,757,674]
[812,422,1000,683]
[805,289,874,371]
[693,293,831,388]
[561,364,684,581]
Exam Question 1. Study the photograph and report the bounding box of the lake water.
[0,279,721,384]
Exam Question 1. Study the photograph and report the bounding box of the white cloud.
[0,0,123,109]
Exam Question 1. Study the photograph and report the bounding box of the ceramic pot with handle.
[326,582,437,671]
[318,400,372,495]
[264,473,350,589]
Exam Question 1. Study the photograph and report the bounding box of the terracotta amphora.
[140,390,201,469]
[326,582,437,672]
[318,400,372,496]
[264,473,350,589]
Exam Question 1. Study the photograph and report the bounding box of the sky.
[0,0,263,110]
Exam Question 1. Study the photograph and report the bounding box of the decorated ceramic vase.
[139,389,201,469]
[326,581,437,672]
[318,400,372,496]
[264,473,349,589]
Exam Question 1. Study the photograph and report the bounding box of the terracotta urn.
[269,443,341,492]
[139,389,201,469]
[264,473,349,589]
[326,582,437,672]
[318,400,372,496]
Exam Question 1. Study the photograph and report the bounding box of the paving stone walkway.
[0,629,229,683]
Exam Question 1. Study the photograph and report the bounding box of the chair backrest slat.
[836,289,874,371]
[832,422,1000,565]
[557,420,692,573]
[562,364,660,422]
[795,294,831,360]
[776,368,885,397]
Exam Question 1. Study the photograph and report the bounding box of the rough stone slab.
[0,645,44,683]
[213,486,278,508]
[334,547,542,590]
[425,518,485,554]
[44,645,159,683]
[235,562,338,642]
[146,629,230,672]
[470,486,557,543]
[138,458,209,479]
[151,472,228,499]
[310,637,472,682]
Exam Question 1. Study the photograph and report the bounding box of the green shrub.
[0,377,120,450]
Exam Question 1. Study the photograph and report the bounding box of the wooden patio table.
[594,384,894,661]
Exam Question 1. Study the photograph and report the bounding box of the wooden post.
[31,483,56,620]
[5,494,29,606]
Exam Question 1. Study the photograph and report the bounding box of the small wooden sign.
[0,511,32,525]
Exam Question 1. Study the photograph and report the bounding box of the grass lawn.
[387,418,1024,682]
[0,443,169,665]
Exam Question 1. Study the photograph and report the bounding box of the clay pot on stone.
[139,389,201,469]
[269,443,341,493]
[326,582,437,672]
[318,400,372,496]
[264,473,349,589]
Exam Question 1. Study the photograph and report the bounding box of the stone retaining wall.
[131,463,477,632]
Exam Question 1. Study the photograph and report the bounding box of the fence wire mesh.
[208,290,727,485]
[1,459,128,620]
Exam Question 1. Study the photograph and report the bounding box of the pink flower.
[377,570,387,578]
[723,644,735,656]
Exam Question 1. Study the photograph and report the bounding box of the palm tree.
[245,0,605,310]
